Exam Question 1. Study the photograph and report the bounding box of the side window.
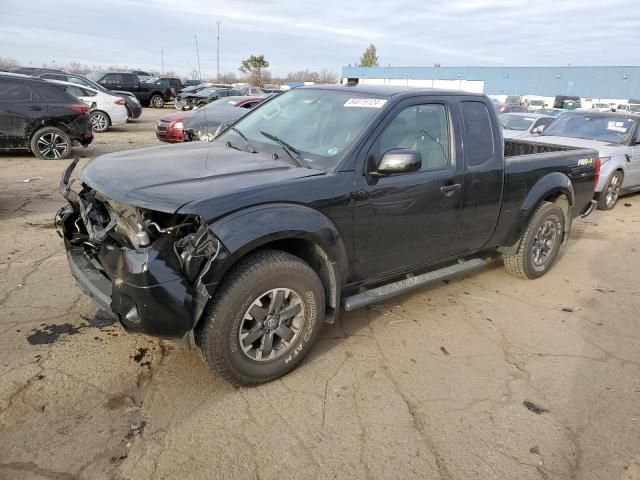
[68,76,92,88]
[170,79,181,87]
[121,74,137,86]
[461,101,495,167]
[375,103,451,171]
[37,85,74,102]
[65,85,86,97]
[102,73,120,85]
[67,86,96,97]
[0,80,35,101]
[532,118,554,129]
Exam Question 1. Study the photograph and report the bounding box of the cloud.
[1,0,638,77]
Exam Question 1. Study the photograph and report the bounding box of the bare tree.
[66,62,91,75]
[0,56,19,71]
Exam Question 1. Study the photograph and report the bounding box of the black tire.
[596,170,623,210]
[503,201,565,279]
[196,250,325,386]
[89,110,111,132]
[125,105,132,120]
[30,126,71,160]
[150,94,164,108]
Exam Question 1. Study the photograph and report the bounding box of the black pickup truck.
[85,72,181,108]
[56,85,599,386]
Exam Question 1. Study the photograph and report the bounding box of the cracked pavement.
[1,109,640,480]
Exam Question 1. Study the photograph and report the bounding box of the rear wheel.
[30,127,71,160]
[196,250,325,386]
[503,201,564,279]
[596,170,623,210]
[150,94,164,108]
[89,111,110,132]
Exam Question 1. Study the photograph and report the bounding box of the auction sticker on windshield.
[344,98,388,108]
[607,121,629,133]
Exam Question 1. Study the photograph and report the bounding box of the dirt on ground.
[1,108,639,480]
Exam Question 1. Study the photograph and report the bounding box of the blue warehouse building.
[341,66,640,100]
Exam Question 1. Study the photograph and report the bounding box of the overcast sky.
[1,0,638,78]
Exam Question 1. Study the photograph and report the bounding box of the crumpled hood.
[80,141,323,213]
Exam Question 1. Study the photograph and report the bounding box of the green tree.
[359,44,379,67]
[239,54,270,86]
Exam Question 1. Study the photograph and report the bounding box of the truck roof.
[302,83,487,99]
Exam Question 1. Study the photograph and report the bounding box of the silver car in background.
[526,112,640,210]
[499,112,555,139]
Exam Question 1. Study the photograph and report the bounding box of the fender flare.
[503,172,575,248]
[202,203,349,321]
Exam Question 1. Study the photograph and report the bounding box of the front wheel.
[196,250,325,386]
[503,201,564,279]
[150,94,164,108]
[596,170,623,210]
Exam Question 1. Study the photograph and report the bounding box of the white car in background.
[499,112,556,139]
[48,80,128,132]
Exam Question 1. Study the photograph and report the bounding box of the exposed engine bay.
[55,159,222,340]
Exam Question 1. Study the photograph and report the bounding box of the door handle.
[28,106,43,111]
[440,183,461,196]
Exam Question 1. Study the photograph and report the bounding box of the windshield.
[542,114,637,144]
[499,114,537,131]
[196,87,220,96]
[629,105,640,113]
[217,88,387,170]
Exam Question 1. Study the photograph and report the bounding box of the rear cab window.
[461,101,495,167]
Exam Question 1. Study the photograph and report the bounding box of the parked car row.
[502,110,640,210]
[157,96,269,143]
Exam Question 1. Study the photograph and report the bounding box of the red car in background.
[155,96,266,143]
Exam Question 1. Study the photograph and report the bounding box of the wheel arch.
[502,172,575,249]
[200,204,349,326]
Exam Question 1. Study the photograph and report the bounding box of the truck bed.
[505,138,577,157]
[489,138,598,248]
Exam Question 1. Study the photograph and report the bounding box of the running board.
[342,258,488,311]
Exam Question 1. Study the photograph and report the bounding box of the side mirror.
[531,125,546,135]
[374,149,422,176]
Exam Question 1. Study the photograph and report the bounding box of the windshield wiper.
[259,130,305,168]
[228,127,257,153]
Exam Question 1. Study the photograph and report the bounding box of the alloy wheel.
[532,220,557,266]
[90,112,109,132]
[605,173,622,209]
[36,133,69,159]
[238,288,306,362]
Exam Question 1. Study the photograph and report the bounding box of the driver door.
[352,98,464,281]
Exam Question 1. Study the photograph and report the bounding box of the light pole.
[161,46,164,75]
[216,20,221,82]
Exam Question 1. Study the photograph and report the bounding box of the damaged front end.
[55,159,224,341]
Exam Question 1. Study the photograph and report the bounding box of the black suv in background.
[0,73,93,159]
[86,72,181,107]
